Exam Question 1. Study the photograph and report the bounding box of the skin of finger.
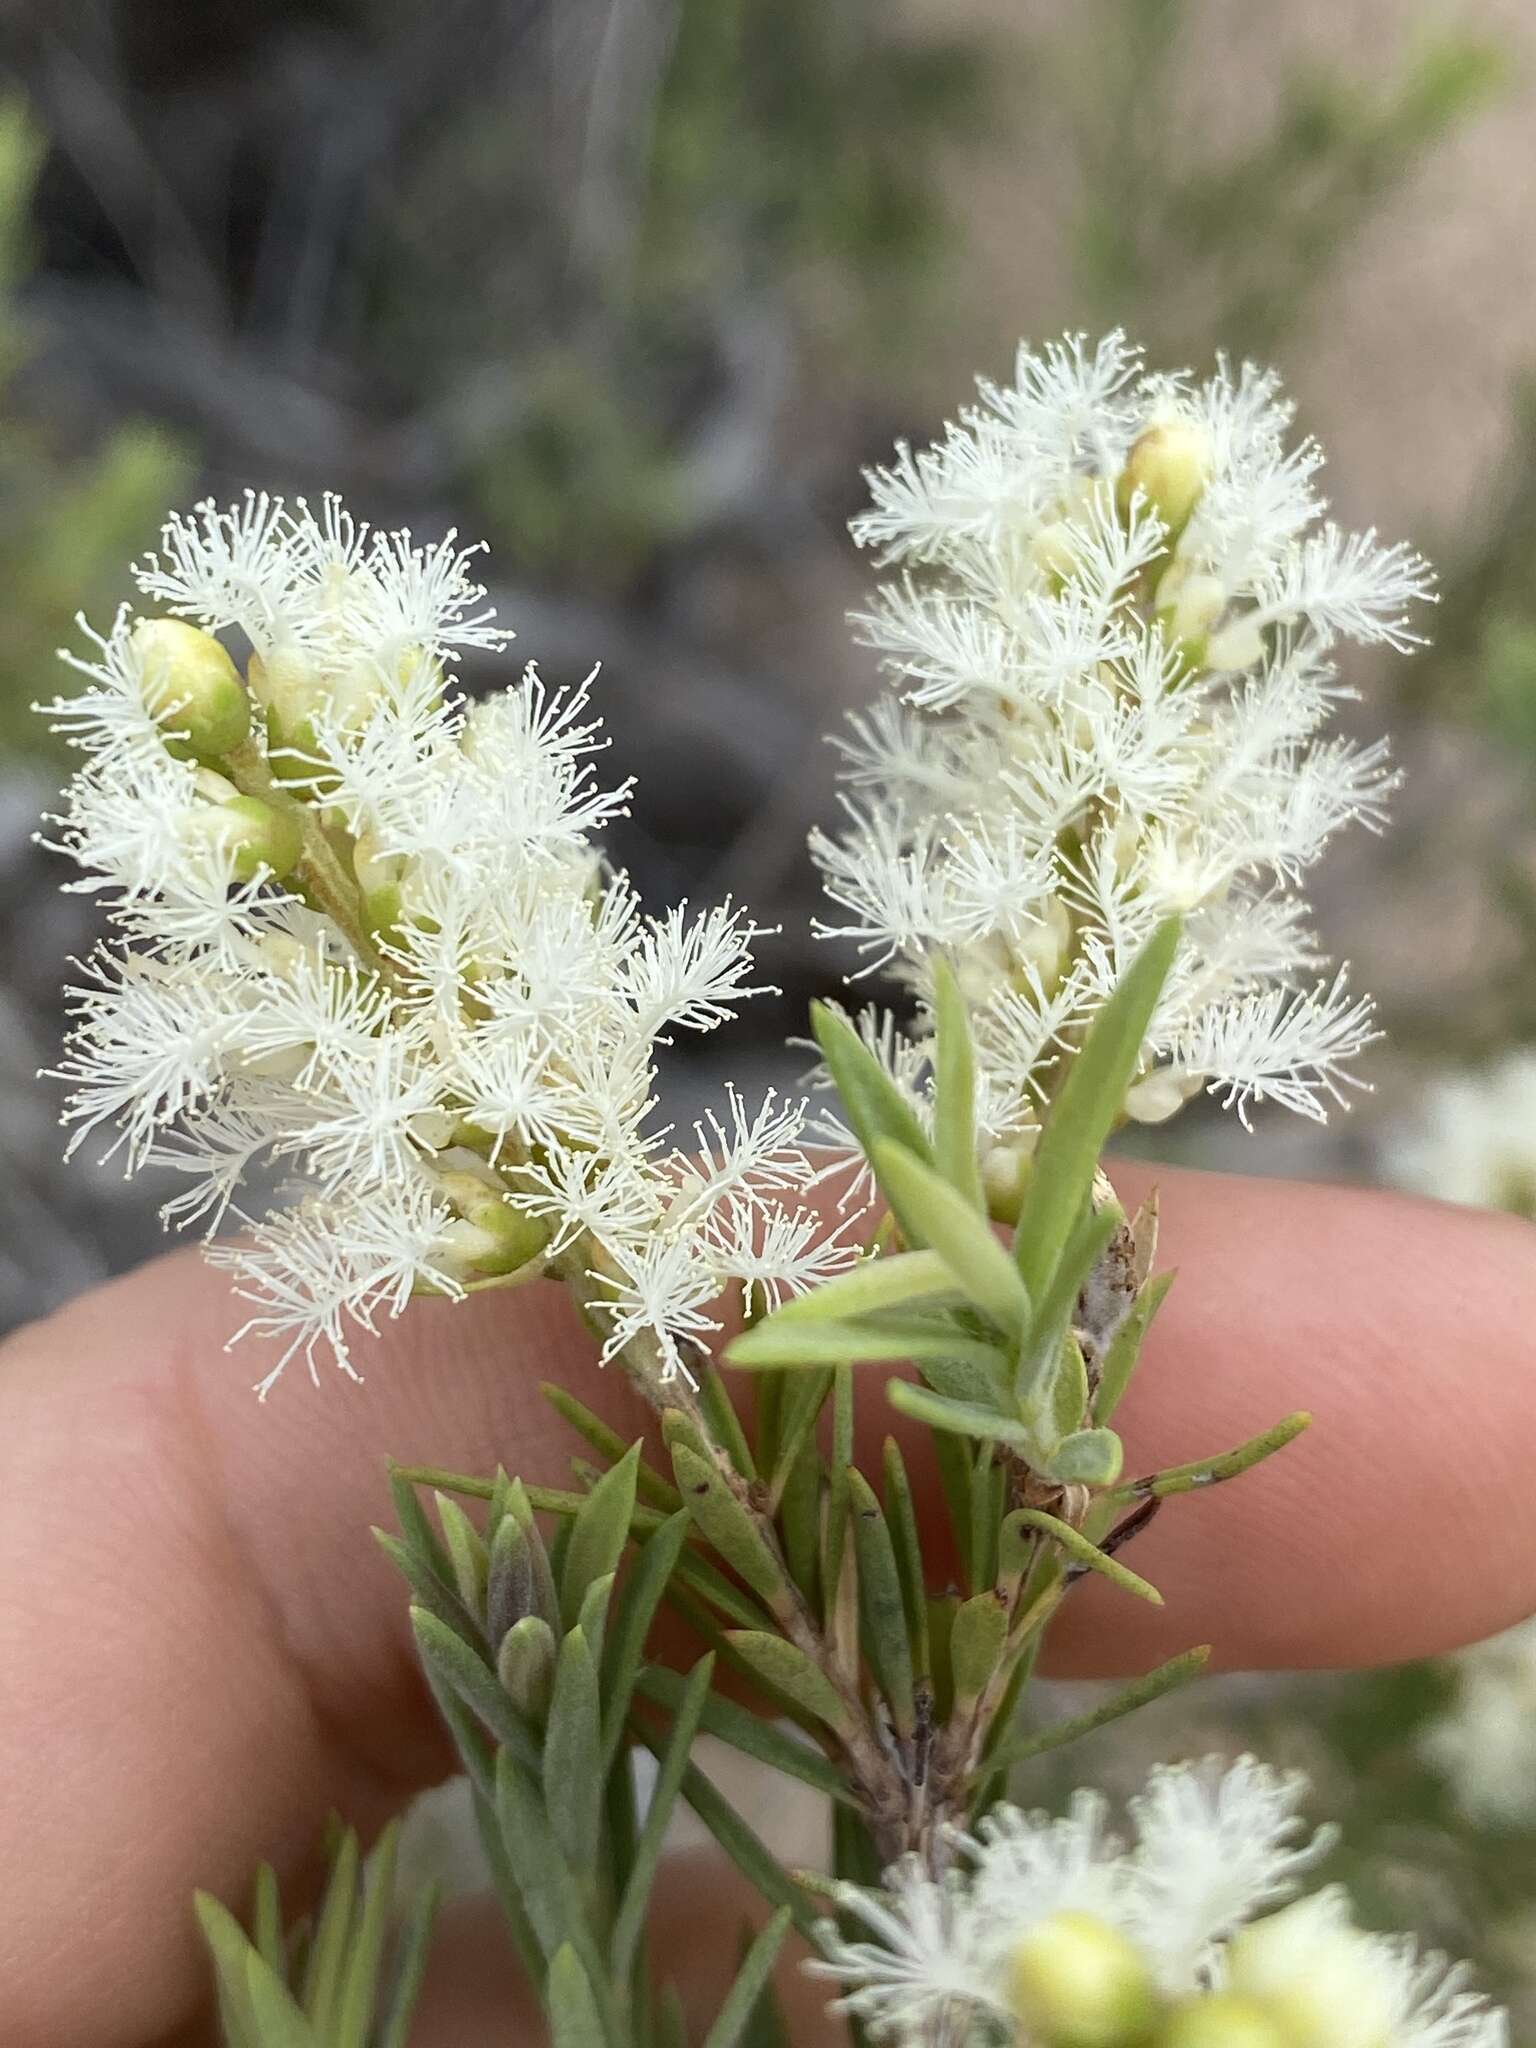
[3,1169,1536,2040]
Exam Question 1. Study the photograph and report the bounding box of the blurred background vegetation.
[4,0,1536,2030]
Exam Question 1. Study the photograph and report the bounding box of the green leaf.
[546,1943,608,2048]
[486,1511,536,1648]
[769,1365,833,1497]
[729,1310,1006,1374]
[986,1647,1211,1772]
[196,1892,314,2048]
[846,1468,917,1735]
[1012,917,1182,1304]
[634,1667,852,1802]
[613,1655,716,1975]
[1093,1269,1176,1425]
[335,1818,398,2048]
[754,1248,957,1325]
[724,1630,850,1732]
[1010,1508,1161,1604]
[561,1442,641,1629]
[493,1751,615,2009]
[701,1910,794,2048]
[811,1001,937,1180]
[387,1465,454,1580]
[373,1529,483,1650]
[1018,1202,1122,1407]
[931,955,986,1216]
[698,1359,758,1478]
[602,1509,691,1766]
[250,1862,284,1978]
[885,1378,1030,1452]
[671,1443,789,1609]
[881,1438,930,1682]
[410,1605,541,1770]
[1047,1331,1091,1446]
[1119,1411,1310,1499]
[777,1427,822,1609]
[299,1829,359,2029]
[434,1493,488,1619]
[636,1742,818,1941]
[545,1627,605,1869]
[542,1383,681,1509]
[376,1876,440,2048]
[872,1140,1030,1340]
[1047,1427,1125,1487]
[949,1591,1008,1706]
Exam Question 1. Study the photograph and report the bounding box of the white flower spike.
[42,495,844,1392]
[817,333,1432,1160]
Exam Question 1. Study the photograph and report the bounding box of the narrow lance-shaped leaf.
[1013,917,1182,1304]
[931,955,986,1213]
[601,1508,691,1766]
[1093,1268,1177,1425]
[541,1382,682,1510]
[634,1666,853,1803]
[545,1943,608,2048]
[1113,1412,1311,1500]
[886,1378,1031,1453]
[612,1655,717,1976]
[1010,1507,1162,1605]
[811,1001,937,1180]
[872,1140,1030,1342]
[334,1818,399,2048]
[671,1443,790,1610]
[986,1646,1212,1772]
[881,1437,931,1682]
[700,1910,794,2048]
[724,1630,851,1734]
[544,1625,605,1870]
[729,1311,1006,1375]
[950,1591,1008,1708]
[745,1248,956,1328]
[560,1441,640,1628]
[846,1467,917,1736]
[1018,1201,1122,1409]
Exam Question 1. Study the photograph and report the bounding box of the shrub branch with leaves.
[41,337,1503,2046]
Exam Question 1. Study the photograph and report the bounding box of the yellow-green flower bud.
[1006,1912,1160,2048]
[188,790,305,880]
[1227,1906,1394,2048]
[1119,415,1212,536]
[1156,1994,1293,2048]
[134,618,250,760]
[436,1173,552,1279]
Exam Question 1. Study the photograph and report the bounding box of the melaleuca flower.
[810,1758,1506,2048]
[814,333,1432,1178]
[42,495,846,1391]
[1419,1617,1536,1828]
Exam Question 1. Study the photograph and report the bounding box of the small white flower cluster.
[43,495,847,1391]
[1386,1051,1536,1219]
[813,1757,1506,2048]
[1420,1618,1536,1829]
[817,332,1432,1167]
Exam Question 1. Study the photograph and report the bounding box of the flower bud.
[1203,614,1267,675]
[1119,415,1212,536]
[436,1172,552,1279]
[1122,1069,1196,1125]
[1156,1994,1293,2048]
[1006,1912,1160,2048]
[134,618,250,760]
[1227,1904,1394,2048]
[185,791,304,883]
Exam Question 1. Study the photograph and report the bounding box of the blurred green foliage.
[0,95,191,759]
[1049,2,1506,360]
[461,1,988,588]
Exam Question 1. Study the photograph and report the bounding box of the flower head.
[816,333,1432,1156]
[810,1758,1504,2048]
[43,496,845,1390]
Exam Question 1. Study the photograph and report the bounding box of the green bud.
[1118,415,1212,535]
[218,794,305,882]
[134,618,250,760]
[1227,1905,1394,2048]
[1157,1994,1293,2048]
[1007,1912,1161,2048]
[436,1173,551,1278]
